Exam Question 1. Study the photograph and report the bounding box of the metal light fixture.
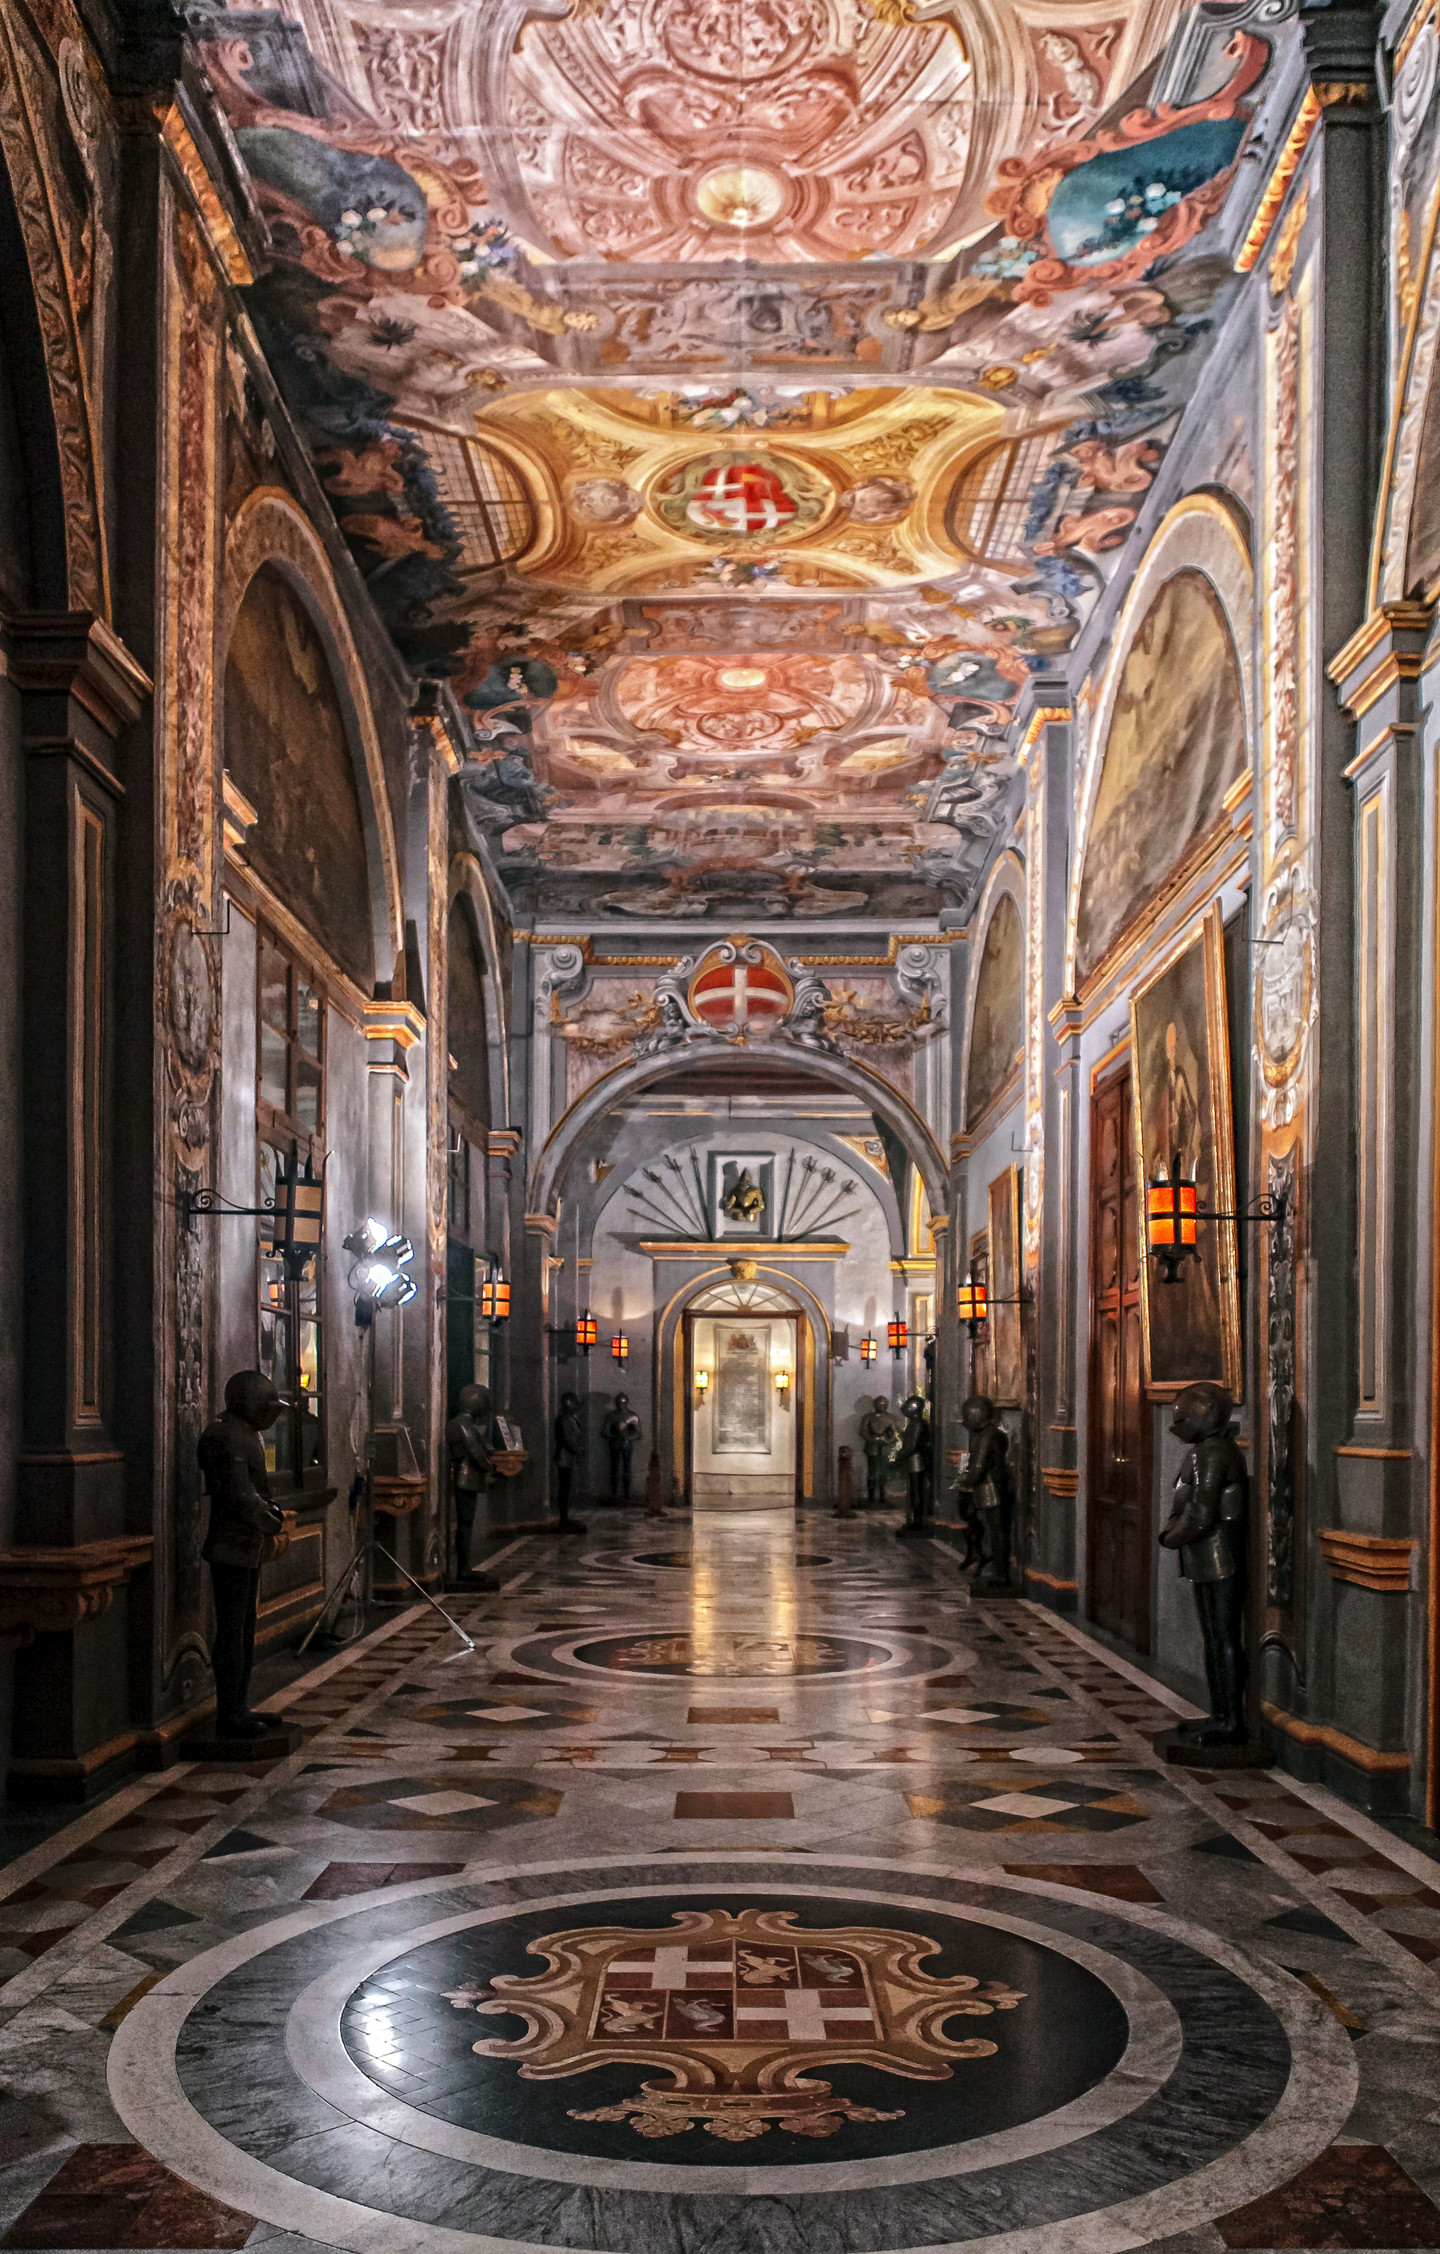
[774,1367,791,1396]
[187,1140,324,1280]
[888,1314,908,1360]
[694,1366,709,1404]
[611,1330,630,1365]
[576,1311,597,1354]
[1145,1156,1288,1286]
[480,1260,511,1322]
[343,1218,416,1323]
[860,1333,878,1364]
[957,1273,988,1336]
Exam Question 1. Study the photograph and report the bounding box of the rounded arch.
[1066,492,1253,995]
[0,57,106,612]
[961,848,1026,1135]
[447,853,510,1128]
[531,1042,948,1219]
[221,486,403,983]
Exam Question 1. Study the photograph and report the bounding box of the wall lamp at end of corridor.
[694,1366,709,1403]
[774,1368,791,1404]
[1145,1158,1289,1285]
[611,1331,630,1365]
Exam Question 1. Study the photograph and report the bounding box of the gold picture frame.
[987,1164,1023,1407]
[1129,902,1241,1397]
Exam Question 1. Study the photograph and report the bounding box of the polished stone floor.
[3,1510,1440,2251]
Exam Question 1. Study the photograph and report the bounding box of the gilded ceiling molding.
[0,5,108,612]
[1064,491,1254,997]
[1016,705,1070,770]
[1375,71,1440,600]
[220,486,405,974]
[156,102,254,286]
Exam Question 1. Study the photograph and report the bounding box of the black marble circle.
[566,1630,895,1676]
[340,1891,1129,2171]
[632,1550,835,1569]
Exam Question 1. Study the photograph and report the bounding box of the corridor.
[2,1512,1438,2253]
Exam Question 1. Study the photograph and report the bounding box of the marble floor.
[3,1511,1440,2253]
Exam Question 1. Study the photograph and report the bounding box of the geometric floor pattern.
[1,1507,1439,2250]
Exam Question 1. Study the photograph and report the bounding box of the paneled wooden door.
[1087,1064,1152,1650]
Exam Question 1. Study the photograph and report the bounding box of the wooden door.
[1087,1065,1152,1650]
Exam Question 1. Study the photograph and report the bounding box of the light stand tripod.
[300,1271,474,1658]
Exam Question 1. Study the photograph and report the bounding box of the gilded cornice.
[1329,600,1435,714]
[157,102,254,287]
[1235,90,1320,274]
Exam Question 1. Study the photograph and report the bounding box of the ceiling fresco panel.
[196,0,1277,918]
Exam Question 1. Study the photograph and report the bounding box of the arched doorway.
[685,1276,804,1510]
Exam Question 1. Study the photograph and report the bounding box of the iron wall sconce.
[694,1366,709,1405]
[888,1314,907,1359]
[186,1141,323,1280]
[860,1334,878,1365]
[576,1312,597,1354]
[1146,1159,1289,1285]
[480,1259,510,1322]
[611,1331,630,1365]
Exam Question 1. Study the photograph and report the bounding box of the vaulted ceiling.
[200,0,1272,920]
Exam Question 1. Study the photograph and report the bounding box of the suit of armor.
[1159,1382,1249,1745]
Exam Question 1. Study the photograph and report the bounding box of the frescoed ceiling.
[196,0,1278,920]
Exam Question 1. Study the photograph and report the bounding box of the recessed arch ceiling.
[197,0,1276,920]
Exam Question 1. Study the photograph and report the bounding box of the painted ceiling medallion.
[653,451,830,543]
[694,164,789,230]
[449,1906,1025,2141]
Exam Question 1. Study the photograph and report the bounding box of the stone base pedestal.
[186,1722,304,1762]
[1153,1726,1270,1769]
[967,1581,1018,1600]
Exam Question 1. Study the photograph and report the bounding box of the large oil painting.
[987,1166,1023,1408]
[966,893,1024,1131]
[1076,570,1246,986]
[1130,905,1241,1396]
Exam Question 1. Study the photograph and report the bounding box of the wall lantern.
[186,1140,324,1281]
[694,1366,709,1404]
[774,1368,791,1400]
[956,1274,988,1335]
[611,1331,630,1365]
[480,1261,511,1323]
[576,1312,598,1354]
[1145,1158,1288,1286]
[888,1314,908,1359]
[860,1333,878,1364]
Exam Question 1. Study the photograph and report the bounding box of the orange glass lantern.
[1147,1162,1199,1282]
[888,1314,907,1359]
[480,1266,511,1322]
[860,1334,878,1364]
[957,1274,988,1332]
[611,1331,630,1365]
[576,1312,597,1353]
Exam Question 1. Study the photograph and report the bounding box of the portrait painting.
[987,1165,1023,1408]
[1129,904,1241,1396]
[1075,569,1245,985]
[966,892,1024,1130]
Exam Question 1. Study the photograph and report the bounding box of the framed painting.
[987,1165,1023,1408]
[1129,903,1241,1396]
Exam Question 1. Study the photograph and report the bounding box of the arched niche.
[447,854,511,1127]
[223,566,375,989]
[1074,565,1246,987]
[446,893,490,1136]
[965,887,1024,1132]
[0,155,68,612]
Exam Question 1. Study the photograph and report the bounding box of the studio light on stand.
[300,1217,473,1659]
